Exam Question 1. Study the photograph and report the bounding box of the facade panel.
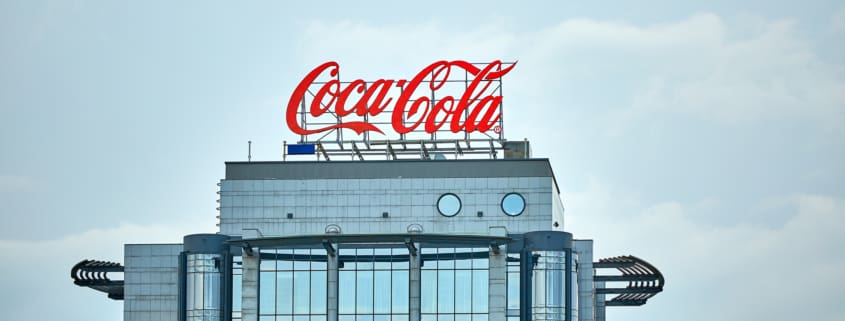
[124,244,182,321]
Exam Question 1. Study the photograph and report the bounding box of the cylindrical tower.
[521,231,575,321]
[180,234,232,321]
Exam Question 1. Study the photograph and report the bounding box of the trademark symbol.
[493,126,502,134]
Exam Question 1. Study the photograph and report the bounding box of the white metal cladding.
[218,176,555,236]
[124,244,181,321]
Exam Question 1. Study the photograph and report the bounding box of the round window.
[437,193,462,217]
[501,193,525,216]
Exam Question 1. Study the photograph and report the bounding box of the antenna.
[248,141,252,162]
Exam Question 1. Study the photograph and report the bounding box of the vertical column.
[593,281,605,321]
[327,250,339,321]
[489,226,508,321]
[519,249,532,321]
[241,249,259,321]
[571,241,593,321]
[409,244,421,321]
[488,245,507,321]
[564,249,572,321]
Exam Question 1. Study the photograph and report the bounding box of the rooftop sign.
[286,60,516,142]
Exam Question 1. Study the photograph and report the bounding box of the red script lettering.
[286,60,516,136]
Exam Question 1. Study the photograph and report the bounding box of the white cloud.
[0,223,194,321]
[623,19,844,129]
[832,5,845,33]
[565,179,845,321]
[295,20,518,78]
[0,175,35,192]
[295,13,845,139]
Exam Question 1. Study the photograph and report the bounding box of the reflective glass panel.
[357,271,374,314]
[421,270,437,313]
[339,271,356,314]
[259,249,328,319]
[421,247,489,321]
[277,271,293,314]
[233,256,243,320]
[374,271,391,313]
[260,271,276,314]
[311,271,327,314]
[392,270,409,313]
[339,245,410,321]
[437,270,455,313]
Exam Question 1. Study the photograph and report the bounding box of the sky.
[1,0,843,320]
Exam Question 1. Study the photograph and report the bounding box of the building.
[72,156,664,321]
[71,60,663,321]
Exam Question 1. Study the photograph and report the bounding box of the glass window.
[454,270,471,313]
[437,194,462,217]
[339,270,356,314]
[233,256,243,320]
[506,255,520,314]
[259,249,328,321]
[278,271,294,314]
[311,271,327,314]
[260,271,276,315]
[186,254,223,321]
[421,247,489,321]
[339,247,410,321]
[437,270,455,313]
[421,269,437,313]
[530,251,566,321]
[570,254,578,321]
[501,193,525,216]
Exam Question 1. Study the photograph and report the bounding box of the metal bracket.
[242,243,254,257]
[351,142,363,161]
[317,142,330,161]
[322,239,336,257]
[404,238,418,256]
[490,241,501,254]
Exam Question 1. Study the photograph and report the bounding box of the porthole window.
[501,193,525,216]
[437,193,461,217]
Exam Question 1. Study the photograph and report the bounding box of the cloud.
[832,5,845,33]
[519,13,844,134]
[621,20,843,130]
[295,20,517,78]
[565,179,845,321]
[295,13,845,139]
[0,175,35,192]
[0,223,194,321]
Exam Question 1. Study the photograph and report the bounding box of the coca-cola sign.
[286,60,516,137]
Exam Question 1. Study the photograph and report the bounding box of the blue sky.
[1,1,843,320]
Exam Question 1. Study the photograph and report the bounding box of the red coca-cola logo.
[286,60,516,136]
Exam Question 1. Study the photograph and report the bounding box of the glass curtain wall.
[421,247,489,321]
[506,254,520,321]
[568,254,577,321]
[186,253,223,321]
[339,247,410,321]
[233,255,243,320]
[530,251,565,321]
[259,249,329,321]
